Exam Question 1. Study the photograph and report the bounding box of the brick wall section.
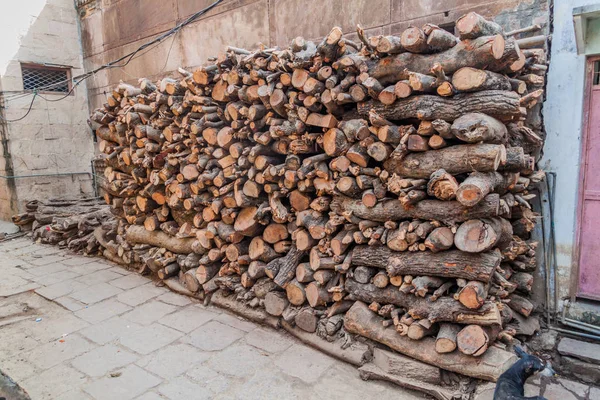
[80,0,550,110]
[0,0,95,219]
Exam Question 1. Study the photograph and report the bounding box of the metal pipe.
[561,300,600,335]
[550,326,600,341]
[0,172,91,179]
[548,171,559,322]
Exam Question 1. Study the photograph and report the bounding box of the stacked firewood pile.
[84,12,548,381]
[12,198,114,253]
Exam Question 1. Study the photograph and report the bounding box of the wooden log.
[368,36,519,83]
[456,324,489,356]
[352,245,500,282]
[294,308,318,332]
[384,144,506,179]
[455,12,503,40]
[451,113,507,143]
[183,269,201,293]
[456,171,516,206]
[126,225,195,254]
[454,218,513,253]
[268,245,307,287]
[344,302,516,381]
[427,169,459,201]
[407,319,438,340]
[196,264,220,284]
[211,290,280,330]
[331,194,500,224]
[354,266,377,284]
[264,291,289,316]
[306,281,333,307]
[346,279,501,325]
[452,67,511,92]
[457,281,489,310]
[358,91,521,122]
[286,279,307,306]
[424,227,454,253]
[435,323,461,354]
[508,293,534,317]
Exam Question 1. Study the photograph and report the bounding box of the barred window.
[21,64,71,94]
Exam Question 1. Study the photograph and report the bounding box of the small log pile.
[48,12,548,381]
[12,198,114,253]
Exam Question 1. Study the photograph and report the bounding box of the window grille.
[21,64,71,93]
[75,0,96,9]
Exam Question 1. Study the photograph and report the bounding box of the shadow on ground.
[0,370,30,400]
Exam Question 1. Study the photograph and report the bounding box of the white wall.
[0,0,95,218]
[542,0,600,301]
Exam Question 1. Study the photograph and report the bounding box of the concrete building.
[0,0,95,220]
[540,0,600,324]
[78,0,550,109]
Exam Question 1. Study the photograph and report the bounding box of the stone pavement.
[0,237,426,400]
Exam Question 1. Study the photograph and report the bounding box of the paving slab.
[83,364,162,400]
[74,298,132,324]
[110,274,149,290]
[136,343,210,379]
[158,305,218,333]
[31,269,81,286]
[186,320,245,351]
[186,364,232,394]
[79,316,144,345]
[122,300,178,325]
[213,311,256,332]
[54,295,87,311]
[60,256,97,266]
[156,291,193,306]
[21,364,88,400]
[133,392,164,400]
[119,323,183,355]
[23,333,96,370]
[558,337,600,365]
[206,341,271,378]
[245,327,294,354]
[158,376,213,400]
[71,344,139,377]
[542,381,580,400]
[75,269,124,286]
[274,343,336,383]
[35,279,88,300]
[70,282,123,304]
[117,283,166,306]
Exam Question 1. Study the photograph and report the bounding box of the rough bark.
[384,144,506,179]
[331,194,500,224]
[126,225,195,254]
[345,280,501,325]
[368,36,519,84]
[352,245,500,282]
[450,113,507,143]
[358,91,521,122]
[344,302,516,381]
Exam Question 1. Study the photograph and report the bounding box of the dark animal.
[493,346,554,400]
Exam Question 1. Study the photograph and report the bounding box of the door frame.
[572,55,600,301]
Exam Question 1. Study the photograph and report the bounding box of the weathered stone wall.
[0,0,95,219]
[79,0,550,110]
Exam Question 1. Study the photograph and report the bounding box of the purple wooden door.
[577,59,600,300]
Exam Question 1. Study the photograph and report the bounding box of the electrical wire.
[0,92,38,122]
[0,0,224,120]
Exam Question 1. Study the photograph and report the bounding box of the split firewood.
[30,10,548,372]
